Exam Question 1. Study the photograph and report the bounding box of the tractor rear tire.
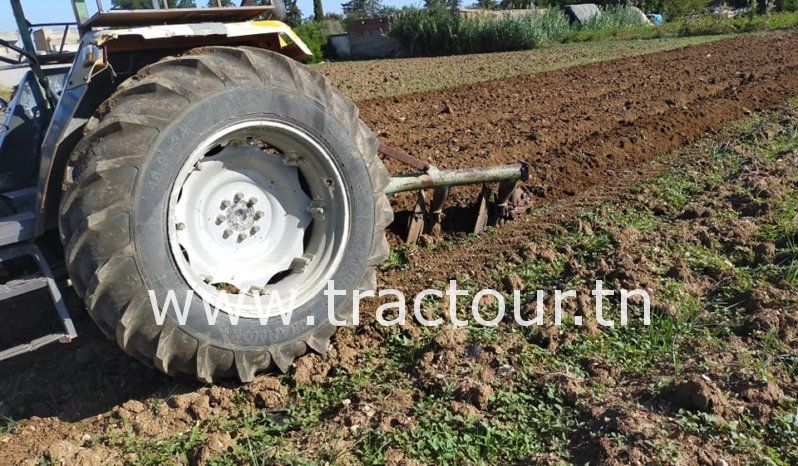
[59,47,392,382]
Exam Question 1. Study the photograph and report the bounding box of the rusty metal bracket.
[473,184,491,234]
[426,186,449,235]
[406,191,427,244]
[495,186,532,225]
[379,143,430,172]
[493,163,532,224]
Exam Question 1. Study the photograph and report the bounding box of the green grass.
[83,108,798,466]
[390,6,647,56]
[0,415,18,437]
[389,7,798,57]
[355,380,581,464]
[568,11,798,42]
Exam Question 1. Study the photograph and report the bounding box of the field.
[0,86,11,102]
[313,35,727,100]
[1,32,798,465]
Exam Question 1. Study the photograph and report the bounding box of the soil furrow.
[362,33,798,215]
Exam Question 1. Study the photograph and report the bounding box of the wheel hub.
[172,143,311,294]
[226,202,256,232]
[167,120,351,318]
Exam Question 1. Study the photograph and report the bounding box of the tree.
[283,0,302,26]
[207,0,236,6]
[341,0,384,19]
[499,0,532,8]
[314,0,324,20]
[112,0,154,8]
[659,0,709,17]
[472,0,499,9]
[425,0,461,9]
[112,0,197,8]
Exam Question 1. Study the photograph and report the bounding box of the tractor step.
[0,189,38,248]
[0,243,77,362]
[0,275,48,300]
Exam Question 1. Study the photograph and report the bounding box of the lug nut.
[221,200,231,209]
[248,197,258,206]
[234,192,244,203]
[176,223,185,231]
[215,215,226,224]
[223,229,233,239]
[254,211,265,220]
[237,233,248,242]
[307,200,325,217]
[251,225,260,234]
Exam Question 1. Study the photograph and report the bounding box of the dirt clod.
[502,273,525,292]
[246,377,288,410]
[753,241,777,264]
[670,374,728,414]
[454,380,494,410]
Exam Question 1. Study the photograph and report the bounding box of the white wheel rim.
[167,120,350,318]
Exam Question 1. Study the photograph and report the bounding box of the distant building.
[330,17,403,60]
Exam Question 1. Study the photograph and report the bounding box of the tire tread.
[60,47,391,382]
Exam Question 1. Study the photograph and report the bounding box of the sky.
[0,0,420,33]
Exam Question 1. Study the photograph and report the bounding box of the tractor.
[0,0,528,382]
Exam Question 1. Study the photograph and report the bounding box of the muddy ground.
[1,32,798,465]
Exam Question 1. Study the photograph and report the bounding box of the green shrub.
[677,9,798,35]
[580,4,649,29]
[389,6,651,56]
[294,21,328,63]
[389,7,572,55]
[662,0,711,19]
[388,5,798,58]
[295,17,345,62]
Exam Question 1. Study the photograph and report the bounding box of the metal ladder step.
[0,334,67,360]
[0,244,76,362]
[0,211,36,247]
[0,276,48,301]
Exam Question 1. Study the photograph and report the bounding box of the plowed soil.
[2,32,798,465]
[365,32,798,212]
[314,36,724,100]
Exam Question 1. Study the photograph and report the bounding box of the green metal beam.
[10,0,36,57]
[9,0,55,111]
[386,164,528,196]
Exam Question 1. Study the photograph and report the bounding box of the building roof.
[348,17,391,34]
